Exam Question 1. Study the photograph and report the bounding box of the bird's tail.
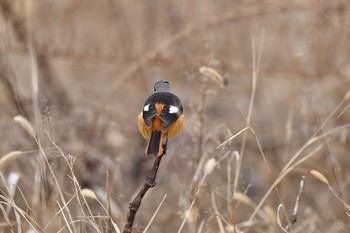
[146,130,164,157]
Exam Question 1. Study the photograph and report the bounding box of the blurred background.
[0,0,350,232]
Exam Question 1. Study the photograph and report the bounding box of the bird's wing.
[159,104,183,131]
[143,103,157,127]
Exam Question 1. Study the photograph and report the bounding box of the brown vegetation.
[1,0,350,232]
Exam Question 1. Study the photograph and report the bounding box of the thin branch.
[143,194,167,233]
[210,191,225,233]
[285,176,306,231]
[123,145,166,233]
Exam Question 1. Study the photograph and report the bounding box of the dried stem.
[191,86,207,232]
[285,176,306,231]
[123,144,166,233]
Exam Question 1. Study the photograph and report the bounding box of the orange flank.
[166,114,184,138]
[138,112,151,139]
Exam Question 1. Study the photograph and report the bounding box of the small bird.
[138,80,184,157]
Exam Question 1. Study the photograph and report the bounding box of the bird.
[138,80,184,157]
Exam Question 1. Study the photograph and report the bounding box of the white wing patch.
[143,104,150,111]
[169,105,179,114]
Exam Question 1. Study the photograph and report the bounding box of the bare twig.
[210,191,225,233]
[234,33,263,195]
[285,176,306,231]
[0,56,27,117]
[177,157,219,233]
[249,123,350,221]
[123,144,166,233]
[191,85,208,233]
[143,194,167,233]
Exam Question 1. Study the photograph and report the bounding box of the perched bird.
[138,80,184,157]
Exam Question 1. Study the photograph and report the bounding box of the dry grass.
[1,0,350,232]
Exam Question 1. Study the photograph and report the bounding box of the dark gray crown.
[154,80,172,93]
